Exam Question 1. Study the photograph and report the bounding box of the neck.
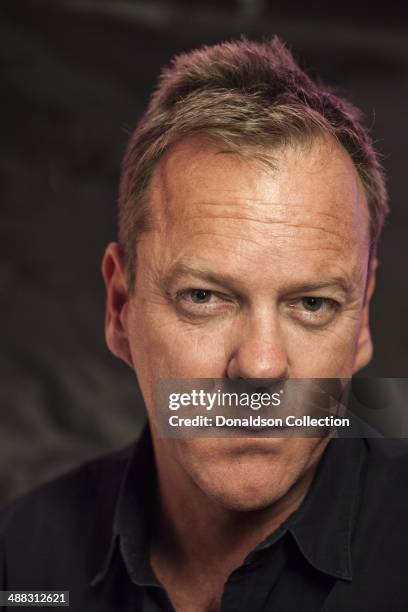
[150,437,328,581]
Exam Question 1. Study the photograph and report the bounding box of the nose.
[226,308,289,381]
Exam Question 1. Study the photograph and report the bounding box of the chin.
[206,486,288,513]
[178,438,314,512]
[197,468,292,512]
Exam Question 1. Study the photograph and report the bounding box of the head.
[103,38,388,511]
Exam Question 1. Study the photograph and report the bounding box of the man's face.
[104,135,375,511]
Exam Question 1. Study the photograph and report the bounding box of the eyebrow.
[161,263,243,291]
[160,263,353,295]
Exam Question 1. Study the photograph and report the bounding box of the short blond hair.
[118,37,388,287]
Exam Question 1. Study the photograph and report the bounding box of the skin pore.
[102,135,376,611]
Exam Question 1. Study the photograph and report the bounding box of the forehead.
[150,135,367,223]
[144,135,370,279]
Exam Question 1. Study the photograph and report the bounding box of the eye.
[175,288,218,310]
[174,288,233,317]
[301,297,325,312]
[287,296,339,328]
[188,289,213,304]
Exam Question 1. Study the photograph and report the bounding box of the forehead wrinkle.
[176,196,360,229]
[189,200,351,224]
[185,206,367,248]
[161,228,348,259]
[178,212,353,246]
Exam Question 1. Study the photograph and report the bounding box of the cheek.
[128,301,231,378]
[283,318,361,377]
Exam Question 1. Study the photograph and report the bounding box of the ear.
[101,242,134,369]
[353,257,377,374]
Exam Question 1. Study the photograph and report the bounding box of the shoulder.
[353,439,408,569]
[0,442,136,590]
[359,438,408,524]
[0,442,135,534]
[357,438,408,523]
[325,440,408,608]
[363,438,408,492]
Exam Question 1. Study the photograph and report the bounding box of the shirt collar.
[91,427,366,587]
[90,425,156,587]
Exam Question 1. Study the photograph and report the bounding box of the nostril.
[240,377,287,391]
[255,386,269,394]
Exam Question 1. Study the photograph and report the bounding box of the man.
[1,37,407,611]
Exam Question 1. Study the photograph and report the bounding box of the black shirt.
[1,429,408,611]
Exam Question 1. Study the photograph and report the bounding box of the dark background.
[1,0,407,505]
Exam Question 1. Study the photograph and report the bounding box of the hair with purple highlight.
[118,37,388,288]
